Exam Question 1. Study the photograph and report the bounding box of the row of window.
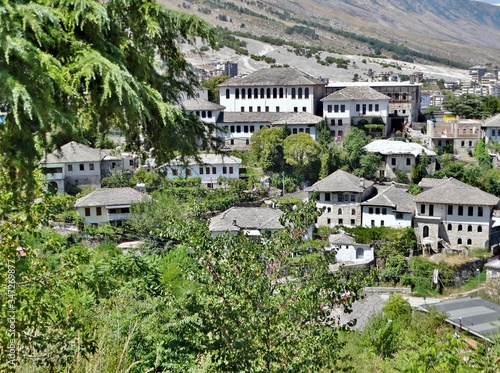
[68,163,94,172]
[391,157,412,166]
[194,111,213,118]
[330,130,344,138]
[322,193,357,202]
[367,207,387,215]
[325,207,357,215]
[330,119,343,126]
[228,87,311,100]
[225,125,311,135]
[239,106,307,113]
[420,204,483,217]
[447,223,483,232]
[327,218,356,226]
[84,207,130,217]
[326,104,346,113]
[171,166,235,176]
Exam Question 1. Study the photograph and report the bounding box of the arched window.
[467,225,472,232]
[235,88,240,99]
[248,88,252,98]
[356,248,364,260]
[338,208,342,214]
[478,226,482,232]
[327,207,331,213]
[447,223,452,231]
[291,88,296,99]
[225,89,230,99]
[304,87,309,98]
[423,226,429,238]
[273,88,277,98]
[461,141,465,147]
[279,88,284,98]
[254,88,258,98]
[245,139,249,145]
[458,224,463,231]
[469,141,473,147]
[458,238,462,244]
[351,209,356,215]
[298,88,303,99]
[260,88,265,98]
[467,238,472,245]
[241,89,246,99]
[266,88,271,98]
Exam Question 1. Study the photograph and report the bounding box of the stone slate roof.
[483,113,500,127]
[363,139,436,157]
[219,67,326,87]
[329,232,363,246]
[75,187,150,208]
[418,177,449,190]
[42,141,106,164]
[305,169,373,193]
[180,98,225,111]
[209,207,284,232]
[222,111,323,125]
[414,178,499,206]
[158,153,242,168]
[362,185,415,213]
[321,86,390,101]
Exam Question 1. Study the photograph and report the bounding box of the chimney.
[232,219,237,226]
[359,178,364,188]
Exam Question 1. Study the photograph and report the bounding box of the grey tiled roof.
[219,67,326,87]
[180,98,225,111]
[222,111,323,125]
[42,141,106,164]
[414,178,499,206]
[418,177,449,189]
[75,187,150,207]
[209,207,284,232]
[321,86,390,101]
[362,185,415,213]
[483,114,500,127]
[305,169,373,193]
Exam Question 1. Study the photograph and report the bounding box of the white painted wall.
[165,163,240,185]
[334,244,374,263]
[361,206,412,228]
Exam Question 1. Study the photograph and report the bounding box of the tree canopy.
[0,0,215,201]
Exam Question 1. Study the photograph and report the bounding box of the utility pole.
[282,171,285,196]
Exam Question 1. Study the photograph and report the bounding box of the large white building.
[218,67,326,115]
[321,86,390,140]
[415,178,499,253]
[361,185,414,228]
[157,153,242,188]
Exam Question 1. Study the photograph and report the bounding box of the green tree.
[284,133,322,181]
[356,152,381,179]
[474,139,492,169]
[250,127,287,172]
[201,75,231,104]
[0,0,215,202]
[342,128,371,171]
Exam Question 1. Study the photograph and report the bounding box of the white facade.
[334,244,374,263]
[361,206,412,228]
[76,205,132,226]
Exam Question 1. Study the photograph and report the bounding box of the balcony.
[46,172,64,181]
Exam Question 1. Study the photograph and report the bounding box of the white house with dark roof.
[180,97,225,125]
[209,206,284,239]
[75,187,150,226]
[305,169,375,227]
[362,139,436,181]
[157,153,242,188]
[327,231,374,271]
[415,178,499,253]
[218,67,326,115]
[361,185,415,228]
[321,86,390,140]
[482,114,500,144]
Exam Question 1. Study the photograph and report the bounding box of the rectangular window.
[68,164,73,172]
[276,107,280,112]
[338,130,343,137]
[79,163,84,171]
[302,107,306,112]
[129,159,134,166]
[478,207,483,217]
[201,111,206,118]
[396,212,403,219]
[249,125,255,132]
[324,193,331,201]
[448,205,453,215]
[420,204,426,214]
[375,104,379,111]
[306,128,310,134]
[369,104,373,112]
[172,169,178,176]
[212,167,216,174]
[406,158,411,166]
[265,106,269,112]
[208,111,212,118]
[369,207,373,214]
[85,207,91,217]
[371,220,375,227]
[249,107,253,112]
[382,208,387,215]
[331,119,335,126]
[331,130,336,137]
[205,167,210,174]
[380,220,384,226]
[391,158,396,166]
[468,206,473,216]
[493,129,497,137]
[230,125,235,133]
[96,207,102,216]
[199,167,204,175]
[294,107,298,112]
[328,105,333,113]
[334,105,339,113]
[244,125,249,133]
[223,166,227,174]
[429,205,434,216]
[236,126,241,133]
[340,105,345,112]
[356,104,360,112]
[338,219,343,225]
[338,119,343,126]
[89,163,94,171]
[241,107,245,112]
[327,218,331,225]
[458,206,463,216]
[186,169,191,176]
[351,219,355,225]
[257,106,261,112]
[351,195,355,202]
[229,167,233,174]
[375,208,380,215]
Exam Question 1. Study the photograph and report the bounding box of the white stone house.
[180,97,225,125]
[75,187,150,226]
[361,185,415,228]
[414,178,499,253]
[326,231,374,271]
[321,86,390,140]
[157,153,242,188]
[362,139,436,181]
[218,67,326,115]
[306,169,375,228]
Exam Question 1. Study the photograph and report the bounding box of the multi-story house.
[427,119,482,157]
[181,97,225,125]
[482,114,500,144]
[305,169,375,227]
[321,86,390,140]
[157,153,242,188]
[75,187,150,226]
[40,141,139,195]
[361,185,415,228]
[414,178,499,253]
[362,139,436,181]
[218,67,326,115]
